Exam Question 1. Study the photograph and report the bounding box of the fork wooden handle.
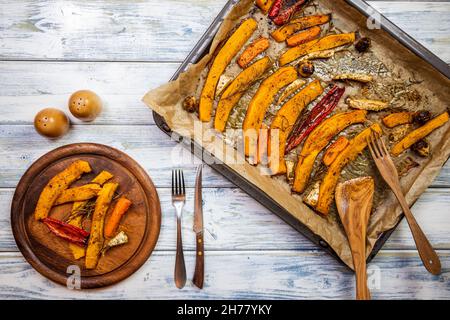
[174,217,187,289]
[392,188,441,275]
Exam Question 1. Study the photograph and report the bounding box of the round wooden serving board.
[11,143,161,288]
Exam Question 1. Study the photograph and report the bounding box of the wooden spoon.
[335,176,374,300]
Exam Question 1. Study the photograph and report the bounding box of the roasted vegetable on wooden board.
[292,110,367,193]
[391,111,449,156]
[279,33,355,66]
[271,14,330,42]
[243,66,298,162]
[286,26,321,47]
[104,197,132,238]
[237,37,270,68]
[382,112,414,128]
[68,170,113,260]
[34,160,91,220]
[315,123,383,215]
[256,0,275,13]
[85,182,119,269]
[42,217,90,246]
[346,97,388,111]
[268,80,323,175]
[323,136,349,166]
[214,57,272,132]
[101,231,129,256]
[54,184,101,205]
[199,18,258,122]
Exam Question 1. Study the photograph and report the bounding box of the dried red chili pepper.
[42,217,89,246]
[268,0,284,19]
[273,0,308,25]
[285,85,345,153]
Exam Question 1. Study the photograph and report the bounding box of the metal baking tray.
[152,0,450,268]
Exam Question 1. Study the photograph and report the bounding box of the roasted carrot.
[286,26,321,47]
[104,197,132,238]
[237,37,270,68]
[271,14,330,42]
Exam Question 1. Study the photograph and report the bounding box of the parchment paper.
[143,0,450,268]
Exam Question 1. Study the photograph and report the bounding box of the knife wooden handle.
[192,232,204,289]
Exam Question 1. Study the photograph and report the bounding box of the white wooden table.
[0,1,449,299]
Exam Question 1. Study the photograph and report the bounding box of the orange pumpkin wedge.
[243,66,298,163]
[199,18,258,122]
[292,110,367,194]
[268,80,323,175]
[315,123,382,215]
[214,57,272,132]
[271,14,331,42]
[279,33,355,66]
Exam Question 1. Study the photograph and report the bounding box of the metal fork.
[367,132,441,275]
[172,169,187,288]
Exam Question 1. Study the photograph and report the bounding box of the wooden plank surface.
[1,188,450,252]
[0,250,448,299]
[0,125,449,188]
[0,61,175,125]
[0,1,449,62]
[1,0,449,299]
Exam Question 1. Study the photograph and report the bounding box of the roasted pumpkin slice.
[271,14,331,42]
[323,136,349,166]
[68,170,113,260]
[391,111,449,156]
[243,66,298,162]
[382,112,414,128]
[268,80,323,175]
[237,37,270,68]
[292,110,367,194]
[315,123,382,215]
[286,26,322,47]
[214,57,272,132]
[279,33,355,66]
[199,18,258,122]
[34,160,91,220]
[54,184,101,205]
[86,182,119,269]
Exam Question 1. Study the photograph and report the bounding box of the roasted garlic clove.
[298,61,315,77]
[333,73,373,83]
[346,97,388,111]
[182,96,198,113]
[413,110,432,126]
[411,139,430,157]
[355,37,371,53]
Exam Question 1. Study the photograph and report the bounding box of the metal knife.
[192,164,204,289]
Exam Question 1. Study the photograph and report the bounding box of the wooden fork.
[367,132,441,275]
